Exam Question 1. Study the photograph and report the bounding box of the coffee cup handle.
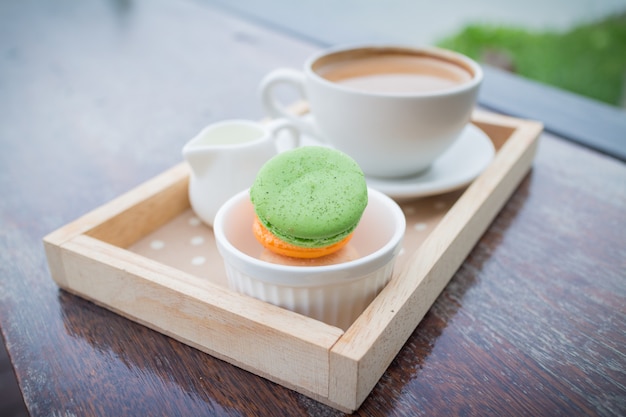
[266,118,301,151]
[260,68,323,140]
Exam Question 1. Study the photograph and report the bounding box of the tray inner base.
[128,190,465,292]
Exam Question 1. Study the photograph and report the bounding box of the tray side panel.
[44,239,71,288]
[85,164,191,248]
[43,163,191,287]
[58,234,344,400]
[328,117,543,410]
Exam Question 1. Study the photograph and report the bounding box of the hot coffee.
[313,50,473,94]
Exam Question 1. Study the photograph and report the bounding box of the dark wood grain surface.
[1,1,625,416]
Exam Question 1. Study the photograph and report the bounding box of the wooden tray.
[43,110,542,412]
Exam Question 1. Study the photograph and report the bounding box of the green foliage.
[437,13,626,106]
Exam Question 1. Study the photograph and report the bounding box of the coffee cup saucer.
[365,124,495,199]
[291,122,494,200]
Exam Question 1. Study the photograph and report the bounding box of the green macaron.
[250,146,368,249]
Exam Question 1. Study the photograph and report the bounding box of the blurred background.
[204,0,626,108]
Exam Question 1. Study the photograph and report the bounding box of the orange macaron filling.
[253,216,353,259]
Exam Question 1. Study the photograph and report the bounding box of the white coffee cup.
[260,45,483,178]
[182,119,299,226]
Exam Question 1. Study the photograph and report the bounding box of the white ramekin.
[213,188,405,330]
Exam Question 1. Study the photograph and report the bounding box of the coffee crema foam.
[315,53,473,94]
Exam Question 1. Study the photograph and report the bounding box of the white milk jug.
[183,119,299,226]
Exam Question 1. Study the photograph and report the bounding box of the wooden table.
[1,1,625,416]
